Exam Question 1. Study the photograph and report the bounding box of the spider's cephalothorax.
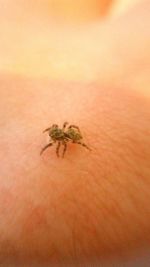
[40,122,91,157]
[48,124,65,140]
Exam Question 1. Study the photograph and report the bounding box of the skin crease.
[0,0,150,266]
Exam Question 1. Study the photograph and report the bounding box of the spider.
[40,122,91,157]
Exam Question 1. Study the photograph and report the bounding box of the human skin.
[0,0,150,266]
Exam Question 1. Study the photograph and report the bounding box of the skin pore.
[0,0,150,266]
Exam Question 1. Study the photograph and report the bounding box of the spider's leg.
[40,142,53,155]
[69,125,81,133]
[52,124,58,127]
[43,127,51,133]
[56,142,61,157]
[73,141,91,151]
[62,141,67,158]
[43,124,58,133]
[63,122,68,130]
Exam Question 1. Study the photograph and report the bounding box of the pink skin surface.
[0,79,150,266]
[0,0,150,266]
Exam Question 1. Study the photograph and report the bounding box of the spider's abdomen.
[65,128,82,141]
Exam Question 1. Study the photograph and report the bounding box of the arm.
[0,0,150,266]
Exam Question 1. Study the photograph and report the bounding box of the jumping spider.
[40,122,91,157]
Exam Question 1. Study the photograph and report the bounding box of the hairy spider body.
[65,127,82,141]
[49,127,65,140]
[40,122,91,157]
